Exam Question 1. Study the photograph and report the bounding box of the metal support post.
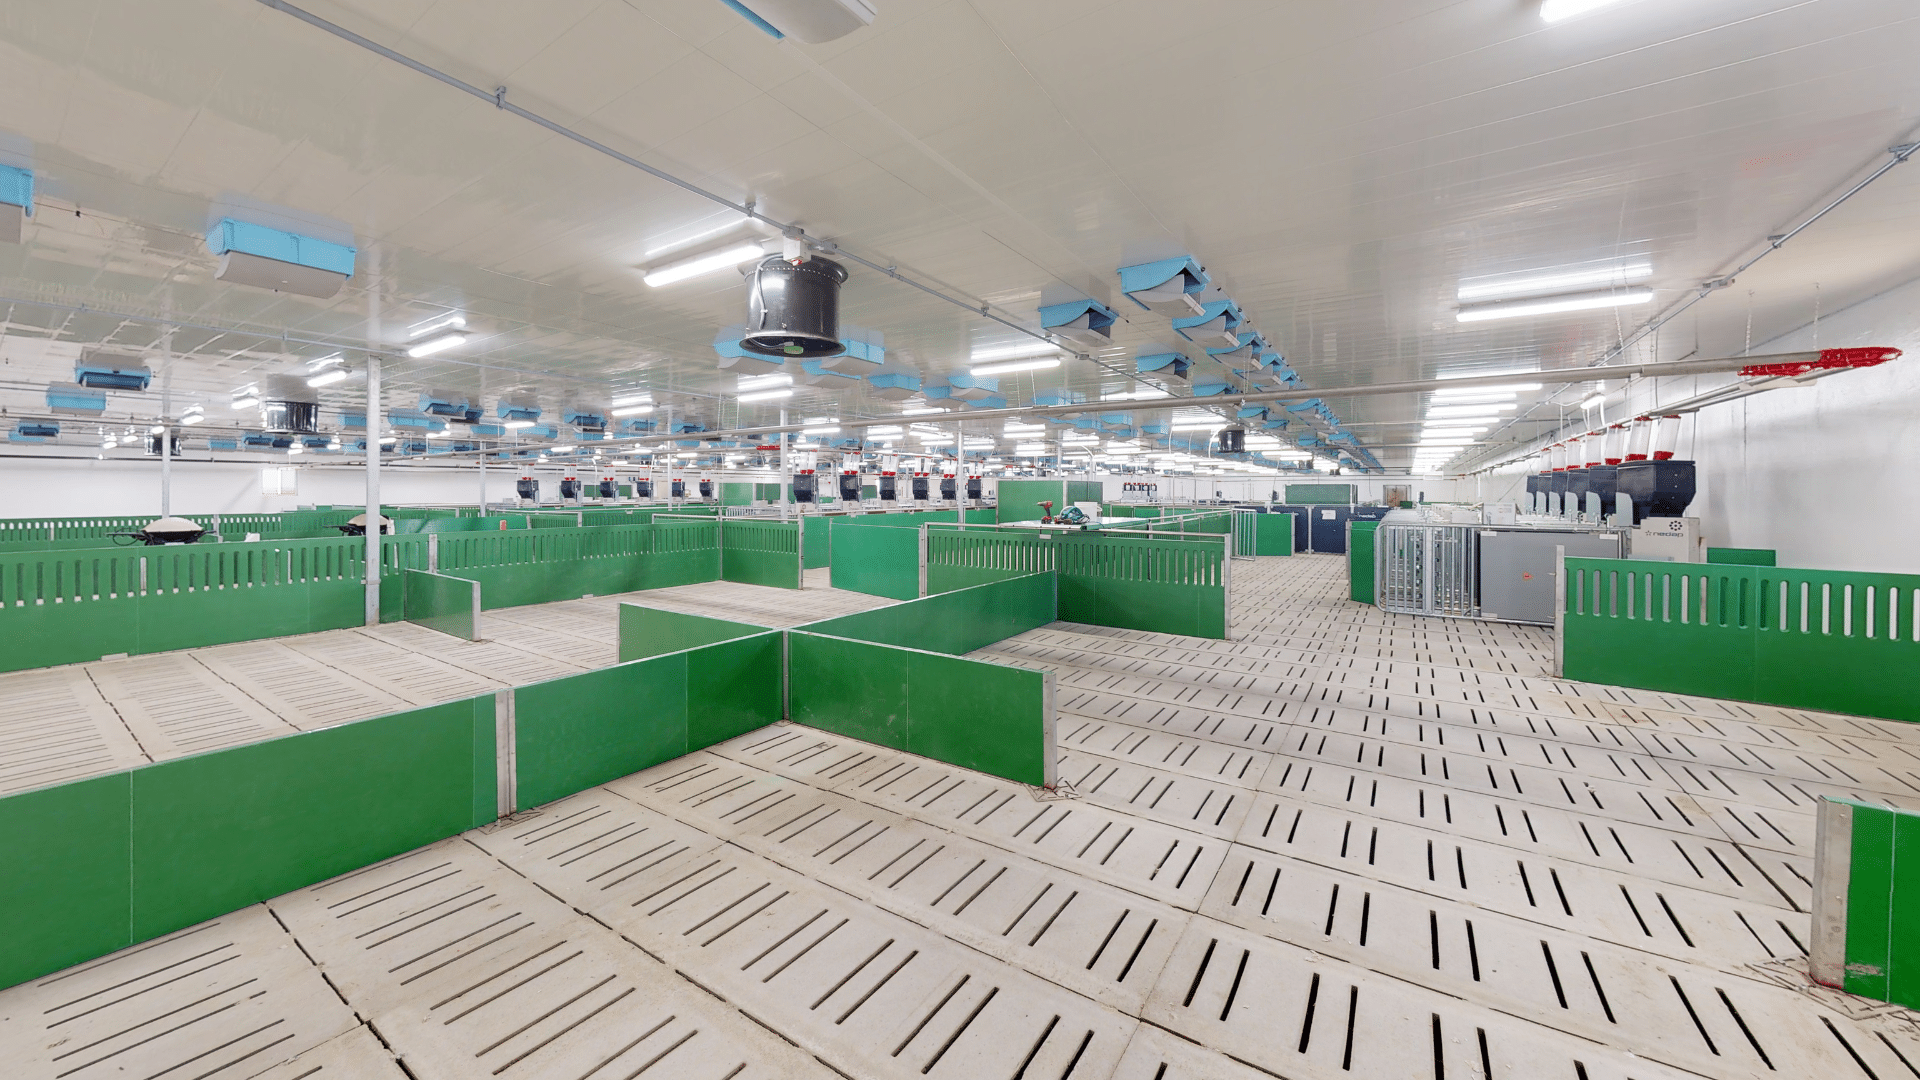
[365,354,382,626]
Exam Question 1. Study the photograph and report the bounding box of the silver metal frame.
[1374,523,1478,618]
[494,690,516,818]
[1810,798,1855,988]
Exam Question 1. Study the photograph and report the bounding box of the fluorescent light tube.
[231,394,260,410]
[1427,404,1515,418]
[969,341,1061,364]
[643,242,765,287]
[900,406,947,416]
[1541,0,1627,22]
[408,313,466,339]
[737,388,794,403]
[611,405,654,417]
[502,419,536,429]
[736,374,792,391]
[406,331,470,357]
[801,425,840,435]
[307,367,350,387]
[611,393,654,407]
[970,358,1060,377]
[865,425,904,435]
[1458,262,1649,302]
[1457,289,1653,323]
[1581,394,1607,410]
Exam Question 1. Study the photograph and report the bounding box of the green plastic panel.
[827,520,921,600]
[721,482,755,506]
[997,480,1067,523]
[128,695,497,941]
[1843,800,1898,1002]
[618,603,769,661]
[1349,520,1378,603]
[1708,547,1777,566]
[515,635,781,810]
[1255,512,1295,556]
[515,658,688,810]
[721,519,801,589]
[925,530,1226,639]
[787,632,1051,786]
[0,773,132,989]
[1068,481,1104,505]
[1563,558,1920,722]
[803,515,829,569]
[1285,483,1354,504]
[801,572,1056,654]
[404,569,480,639]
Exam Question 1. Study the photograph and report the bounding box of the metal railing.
[1374,523,1478,617]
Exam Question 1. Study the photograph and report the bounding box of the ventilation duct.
[867,373,921,401]
[9,421,56,443]
[1206,331,1268,363]
[564,406,607,433]
[46,382,106,415]
[1136,352,1191,380]
[497,395,541,424]
[421,389,482,421]
[206,219,356,299]
[1039,299,1117,347]
[942,373,999,401]
[733,0,876,43]
[0,164,32,245]
[714,332,786,377]
[817,327,885,374]
[1118,256,1210,315]
[741,255,848,358]
[259,375,321,433]
[75,353,152,391]
[1172,298,1246,347]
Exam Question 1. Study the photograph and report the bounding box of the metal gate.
[1374,524,1477,616]
[1230,508,1260,560]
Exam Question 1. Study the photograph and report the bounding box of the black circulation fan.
[740,256,848,358]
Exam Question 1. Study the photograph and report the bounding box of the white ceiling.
[0,0,1914,467]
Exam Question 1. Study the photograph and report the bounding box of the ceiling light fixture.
[642,242,765,287]
[1581,394,1608,410]
[801,425,840,435]
[737,388,795,403]
[307,364,351,387]
[1457,288,1653,323]
[969,341,1063,364]
[1432,383,1542,397]
[611,405,655,418]
[1540,0,1628,22]
[231,392,260,410]
[611,392,654,407]
[502,419,536,430]
[407,331,470,357]
[1458,261,1650,302]
[1102,388,1171,401]
[969,357,1061,377]
[736,373,793,391]
[407,313,466,339]
[1427,403,1516,418]
[180,405,205,426]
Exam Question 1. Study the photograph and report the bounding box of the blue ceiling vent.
[564,407,607,432]
[800,359,862,387]
[75,353,152,391]
[1135,352,1190,380]
[1237,405,1269,422]
[10,421,57,443]
[1099,412,1133,431]
[208,438,238,451]
[386,409,445,432]
[1206,331,1268,363]
[615,418,654,435]
[207,218,356,299]
[1191,382,1233,397]
[1262,417,1290,431]
[818,326,885,375]
[1033,390,1082,425]
[962,394,1008,410]
[944,373,1000,401]
[1039,299,1118,346]
[1118,256,1210,314]
[867,372,920,401]
[421,390,482,421]
[1138,421,1168,437]
[672,421,706,435]
[1171,299,1246,347]
[496,397,541,423]
[0,164,32,244]
[46,382,107,415]
[714,328,786,377]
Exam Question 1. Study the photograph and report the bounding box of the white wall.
[1472,274,1920,573]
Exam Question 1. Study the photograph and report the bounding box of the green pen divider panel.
[925,529,1226,639]
[1562,559,1759,702]
[721,519,801,588]
[527,511,585,528]
[1130,506,1162,519]
[787,632,1055,787]
[755,483,782,502]
[404,569,481,640]
[1752,567,1920,722]
[997,480,1067,523]
[514,633,781,809]
[802,572,1055,654]
[418,515,530,532]
[1102,505,1136,518]
[1255,512,1295,556]
[1564,558,1920,722]
[436,521,720,607]
[1068,481,1104,504]
[1709,547,1777,566]
[965,508,997,524]
[128,694,497,942]
[827,519,921,600]
[1348,520,1378,602]
[721,482,756,506]
[0,772,132,989]
[803,515,830,569]
[619,603,769,661]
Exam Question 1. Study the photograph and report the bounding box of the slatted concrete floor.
[0,578,892,797]
[11,555,1920,1079]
